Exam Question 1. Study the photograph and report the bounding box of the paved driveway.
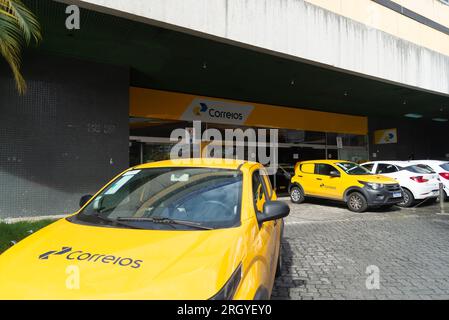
[272,198,449,300]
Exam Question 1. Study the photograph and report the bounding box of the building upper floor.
[307,0,449,58]
[66,0,449,96]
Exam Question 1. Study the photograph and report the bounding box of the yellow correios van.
[0,159,289,300]
[289,160,403,212]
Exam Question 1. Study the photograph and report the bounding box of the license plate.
[393,192,402,198]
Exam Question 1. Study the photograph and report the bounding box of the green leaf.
[6,0,41,44]
[0,0,41,94]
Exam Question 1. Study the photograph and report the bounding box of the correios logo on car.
[38,246,143,269]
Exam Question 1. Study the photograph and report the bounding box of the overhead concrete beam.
[63,0,449,96]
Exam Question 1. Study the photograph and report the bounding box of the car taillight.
[439,172,449,180]
[410,176,428,183]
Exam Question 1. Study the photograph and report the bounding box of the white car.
[361,161,440,207]
[406,160,449,201]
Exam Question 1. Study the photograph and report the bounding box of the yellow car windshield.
[70,167,243,230]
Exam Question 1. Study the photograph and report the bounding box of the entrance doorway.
[129,117,369,194]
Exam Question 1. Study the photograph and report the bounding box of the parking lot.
[272,198,449,300]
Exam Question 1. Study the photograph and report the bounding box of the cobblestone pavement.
[272,197,449,300]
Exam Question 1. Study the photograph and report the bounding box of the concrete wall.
[70,0,449,96]
[306,0,449,56]
[0,54,130,219]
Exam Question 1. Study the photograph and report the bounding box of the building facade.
[1,0,449,218]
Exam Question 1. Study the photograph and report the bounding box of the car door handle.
[316,178,323,181]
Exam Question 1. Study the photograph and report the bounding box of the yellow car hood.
[0,219,244,300]
[353,174,397,184]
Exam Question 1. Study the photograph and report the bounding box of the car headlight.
[359,181,385,190]
[209,264,242,300]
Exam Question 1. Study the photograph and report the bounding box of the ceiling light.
[432,118,448,122]
[404,113,423,119]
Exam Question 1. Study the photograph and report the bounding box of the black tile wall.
[0,53,129,218]
[369,117,449,161]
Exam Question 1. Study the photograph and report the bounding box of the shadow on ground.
[271,239,305,300]
[303,197,404,213]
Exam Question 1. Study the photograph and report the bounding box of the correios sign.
[180,98,254,125]
[130,88,368,135]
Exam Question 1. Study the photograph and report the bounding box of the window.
[440,163,449,171]
[403,165,433,174]
[326,133,368,147]
[278,129,325,145]
[336,162,371,175]
[376,164,398,174]
[252,170,269,214]
[315,164,337,176]
[416,164,435,173]
[361,163,374,172]
[260,170,273,199]
[70,167,243,230]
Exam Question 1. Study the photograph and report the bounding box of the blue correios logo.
[39,246,72,260]
[38,246,143,269]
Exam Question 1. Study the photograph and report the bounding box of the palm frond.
[0,7,15,19]
[0,45,26,94]
[6,0,41,44]
[0,0,41,94]
[0,0,13,16]
[0,12,26,94]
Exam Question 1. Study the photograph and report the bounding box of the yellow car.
[0,159,289,300]
[289,160,403,212]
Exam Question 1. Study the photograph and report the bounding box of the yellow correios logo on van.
[289,160,403,212]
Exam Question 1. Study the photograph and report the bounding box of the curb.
[0,215,69,224]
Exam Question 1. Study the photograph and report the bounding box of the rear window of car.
[376,164,399,174]
[361,163,374,171]
[440,163,449,171]
[402,165,433,174]
[416,164,435,173]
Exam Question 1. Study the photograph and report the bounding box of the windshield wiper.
[91,213,144,229]
[117,217,213,230]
